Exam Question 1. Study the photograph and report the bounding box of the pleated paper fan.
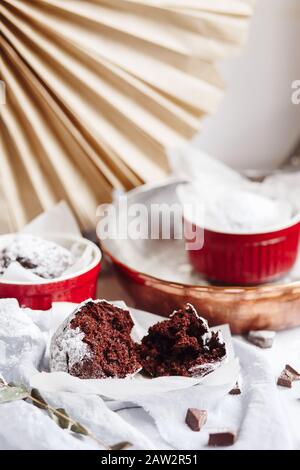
[0,0,254,231]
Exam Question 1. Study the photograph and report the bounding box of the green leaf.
[70,422,89,436]
[0,385,29,404]
[51,408,70,430]
[111,441,132,450]
[30,388,48,409]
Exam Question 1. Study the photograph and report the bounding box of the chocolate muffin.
[50,299,141,379]
[0,234,73,279]
[138,304,226,377]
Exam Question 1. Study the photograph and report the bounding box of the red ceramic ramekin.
[184,218,300,285]
[0,234,101,309]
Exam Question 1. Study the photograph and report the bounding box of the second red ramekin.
[184,218,300,285]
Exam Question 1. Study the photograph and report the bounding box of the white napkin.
[229,340,293,450]
[0,400,97,450]
[107,339,293,450]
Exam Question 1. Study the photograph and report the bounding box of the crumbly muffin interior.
[138,304,226,377]
[69,300,141,379]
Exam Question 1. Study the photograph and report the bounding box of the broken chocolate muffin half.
[138,303,227,377]
[50,299,141,379]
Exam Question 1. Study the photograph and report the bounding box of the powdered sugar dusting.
[50,301,95,373]
[50,326,91,373]
[204,189,293,233]
[0,234,74,279]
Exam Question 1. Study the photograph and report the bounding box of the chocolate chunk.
[247,330,275,349]
[229,382,241,395]
[277,364,300,388]
[185,408,207,432]
[285,364,300,381]
[277,371,292,388]
[208,431,236,447]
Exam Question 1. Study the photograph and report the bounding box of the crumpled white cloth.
[0,298,298,450]
[0,299,153,450]
[108,339,294,450]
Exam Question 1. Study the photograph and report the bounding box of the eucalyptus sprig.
[0,380,131,450]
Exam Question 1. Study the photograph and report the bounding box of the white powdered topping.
[0,234,74,279]
[179,181,294,234]
[0,298,42,339]
[50,299,115,374]
[204,189,292,233]
[50,301,95,373]
[50,326,91,373]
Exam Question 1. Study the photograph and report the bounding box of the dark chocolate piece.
[185,408,207,432]
[277,364,300,388]
[285,364,300,381]
[277,371,292,388]
[208,431,236,447]
[229,382,241,395]
[247,330,275,349]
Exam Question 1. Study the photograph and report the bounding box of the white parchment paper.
[29,301,238,401]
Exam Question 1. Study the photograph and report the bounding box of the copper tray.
[100,179,300,334]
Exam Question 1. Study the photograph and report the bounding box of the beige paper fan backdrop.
[0,0,253,231]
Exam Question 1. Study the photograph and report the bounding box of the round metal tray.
[100,179,300,334]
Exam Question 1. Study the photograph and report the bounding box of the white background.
[195,0,300,170]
